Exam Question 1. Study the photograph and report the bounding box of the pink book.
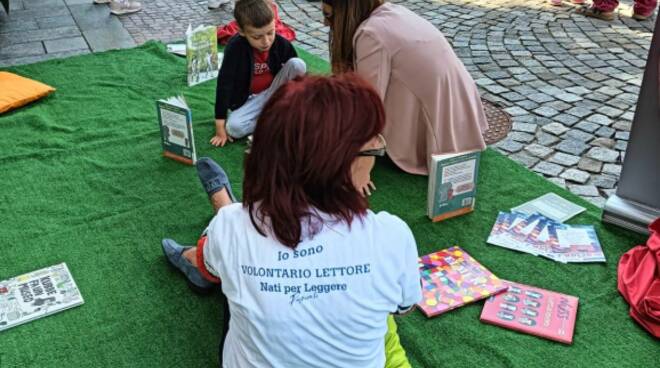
[418,246,507,317]
[480,280,579,344]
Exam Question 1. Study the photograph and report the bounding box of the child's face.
[239,20,276,53]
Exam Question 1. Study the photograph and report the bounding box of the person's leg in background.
[384,315,412,368]
[633,0,658,19]
[225,58,306,139]
[578,0,619,20]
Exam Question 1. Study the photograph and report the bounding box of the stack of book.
[486,211,606,263]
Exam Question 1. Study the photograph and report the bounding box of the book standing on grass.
[427,150,481,222]
[417,246,507,317]
[480,280,579,344]
[156,96,197,165]
[0,263,84,332]
[186,25,219,86]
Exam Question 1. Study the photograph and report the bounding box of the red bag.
[617,217,660,338]
[217,2,296,45]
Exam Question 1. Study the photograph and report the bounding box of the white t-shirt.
[203,203,421,368]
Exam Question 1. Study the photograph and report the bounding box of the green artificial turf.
[1,42,657,367]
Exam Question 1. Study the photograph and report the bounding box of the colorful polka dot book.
[418,246,507,317]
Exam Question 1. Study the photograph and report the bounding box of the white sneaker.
[93,0,111,3]
[110,0,142,15]
[207,0,230,9]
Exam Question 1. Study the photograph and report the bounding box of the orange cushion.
[0,72,56,114]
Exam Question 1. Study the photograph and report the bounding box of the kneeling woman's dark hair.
[243,74,385,248]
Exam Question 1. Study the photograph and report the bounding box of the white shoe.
[207,0,230,9]
[110,0,142,15]
[93,0,111,3]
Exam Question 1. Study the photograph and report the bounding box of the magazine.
[417,246,507,317]
[511,193,586,223]
[480,280,579,344]
[186,25,219,86]
[1,263,84,332]
[427,151,481,222]
[156,95,197,165]
[486,212,606,263]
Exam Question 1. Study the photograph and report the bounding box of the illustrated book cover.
[427,151,481,222]
[480,280,579,344]
[1,263,84,332]
[186,25,219,86]
[417,246,507,317]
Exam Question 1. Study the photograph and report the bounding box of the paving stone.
[555,93,582,103]
[536,131,560,146]
[495,138,524,153]
[591,175,618,189]
[533,161,564,177]
[578,157,603,173]
[504,106,528,116]
[533,106,559,118]
[508,131,535,143]
[554,113,580,126]
[565,86,591,95]
[595,126,616,138]
[528,92,554,103]
[525,143,554,159]
[586,114,612,126]
[541,122,569,136]
[615,140,628,152]
[574,121,600,133]
[482,84,509,94]
[555,139,589,156]
[586,147,619,163]
[548,177,567,189]
[563,129,594,143]
[509,152,539,168]
[550,152,581,166]
[612,121,633,131]
[44,36,88,53]
[0,41,44,59]
[36,15,77,29]
[566,106,593,118]
[568,184,600,197]
[585,196,607,208]
[561,169,591,184]
[597,106,624,118]
[512,122,537,133]
[591,137,616,149]
[615,131,630,140]
[603,164,622,176]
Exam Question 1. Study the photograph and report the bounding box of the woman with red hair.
[162,74,421,367]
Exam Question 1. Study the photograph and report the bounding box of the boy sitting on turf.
[212,0,306,147]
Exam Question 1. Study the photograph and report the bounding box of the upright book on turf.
[156,95,197,165]
[418,246,507,317]
[428,150,481,222]
[186,24,219,86]
[0,263,84,332]
[480,280,579,344]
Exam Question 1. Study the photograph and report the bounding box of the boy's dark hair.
[234,0,275,30]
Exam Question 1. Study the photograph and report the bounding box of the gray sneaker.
[110,0,142,15]
[93,0,111,3]
[207,0,230,9]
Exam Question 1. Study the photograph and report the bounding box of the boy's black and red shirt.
[214,34,298,120]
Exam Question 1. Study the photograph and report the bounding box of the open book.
[156,96,197,165]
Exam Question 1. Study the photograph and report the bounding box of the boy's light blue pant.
[226,58,306,138]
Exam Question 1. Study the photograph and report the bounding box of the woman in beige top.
[322,0,488,189]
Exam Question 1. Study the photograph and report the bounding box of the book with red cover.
[480,280,579,344]
[417,246,507,317]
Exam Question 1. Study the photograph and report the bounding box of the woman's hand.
[351,156,376,196]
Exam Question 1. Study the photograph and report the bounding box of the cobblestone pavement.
[3,0,656,207]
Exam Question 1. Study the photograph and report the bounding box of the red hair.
[243,73,385,248]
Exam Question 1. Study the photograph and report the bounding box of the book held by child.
[417,246,507,317]
[427,151,481,222]
[0,263,84,332]
[186,25,219,87]
[156,96,197,165]
[480,280,579,344]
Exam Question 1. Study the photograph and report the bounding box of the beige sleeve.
[354,32,391,100]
